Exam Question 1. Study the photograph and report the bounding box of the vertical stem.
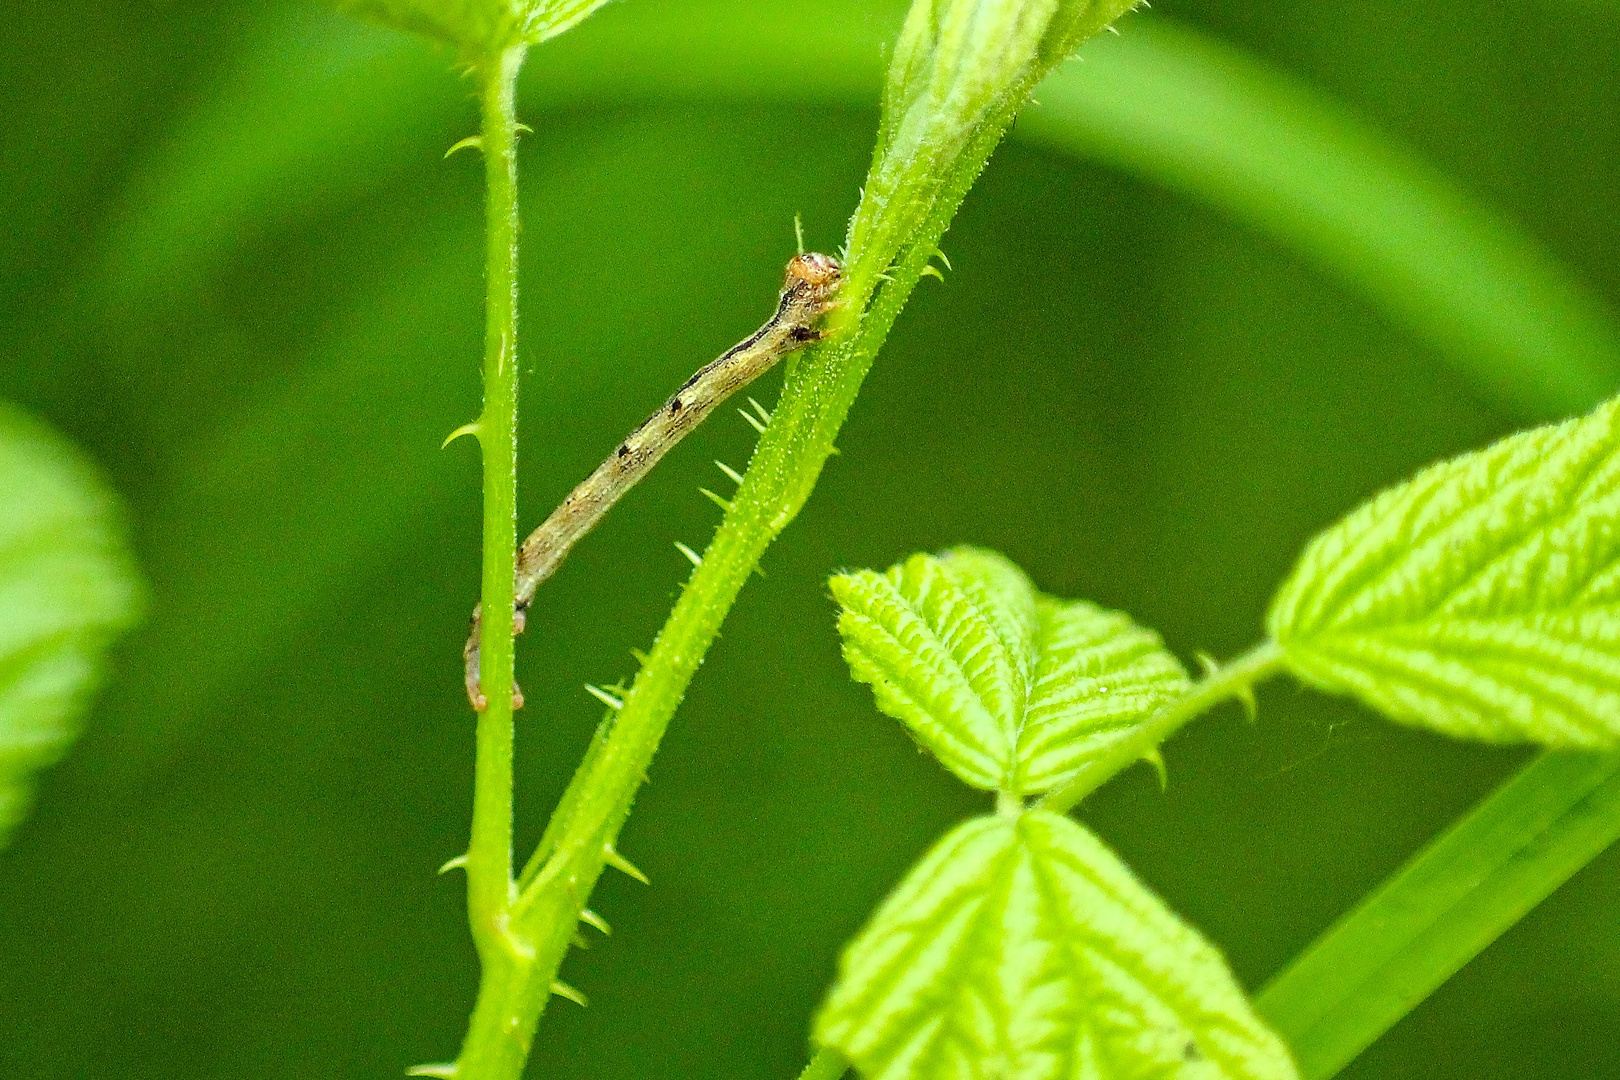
[470,40,526,960]
[454,41,536,1080]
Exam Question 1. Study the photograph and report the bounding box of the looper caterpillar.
[465,252,844,709]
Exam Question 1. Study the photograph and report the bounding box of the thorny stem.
[484,208,954,1075]
[444,5,1133,1072]
[461,21,1086,1073]
[459,42,532,1080]
[1040,640,1288,815]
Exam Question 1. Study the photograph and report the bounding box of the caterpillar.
[466,252,844,709]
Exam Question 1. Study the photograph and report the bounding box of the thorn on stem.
[437,853,469,875]
[604,844,649,884]
[739,407,768,434]
[1142,749,1169,790]
[584,683,624,710]
[444,135,483,158]
[715,460,745,485]
[550,981,588,1008]
[675,541,704,568]
[1195,651,1258,720]
[698,487,732,512]
[1235,682,1259,722]
[406,1065,459,1079]
[580,909,612,935]
[441,421,481,449]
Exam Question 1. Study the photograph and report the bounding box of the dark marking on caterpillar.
[464,252,844,710]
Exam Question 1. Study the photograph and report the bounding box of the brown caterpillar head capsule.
[783,252,843,315]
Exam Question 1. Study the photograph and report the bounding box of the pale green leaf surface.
[832,549,1187,795]
[1018,598,1191,792]
[336,0,611,53]
[0,405,141,847]
[814,810,1296,1080]
[833,550,1036,791]
[335,0,524,52]
[521,0,615,44]
[1268,394,1620,746]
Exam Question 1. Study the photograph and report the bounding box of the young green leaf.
[1268,394,1620,746]
[814,810,1297,1080]
[1018,596,1194,792]
[335,0,612,55]
[831,548,1189,796]
[843,0,1137,306]
[0,405,141,848]
[519,0,616,44]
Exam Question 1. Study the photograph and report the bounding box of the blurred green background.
[2,0,1618,1076]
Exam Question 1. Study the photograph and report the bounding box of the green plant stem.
[493,250,910,1048]
[484,148,961,1078]
[459,42,532,1080]
[1040,641,1286,815]
[1257,747,1620,1079]
[797,1047,850,1080]
[449,11,1120,1070]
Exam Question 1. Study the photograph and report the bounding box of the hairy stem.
[487,202,949,1064]
[1040,640,1287,815]
[459,42,531,1080]
[446,4,1138,1067]
[471,25,1100,1071]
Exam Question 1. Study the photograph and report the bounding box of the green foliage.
[1269,394,1620,747]
[815,810,1296,1080]
[8,2,1620,1079]
[336,0,612,55]
[0,406,141,848]
[844,0,1135,304]
[417,2,1157,1076]
[825,551,1290,1077]
[832,548,1189,796]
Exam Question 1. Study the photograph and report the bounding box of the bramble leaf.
[831,548,1188,796]
[335,0,612,55]
[1018,597,1192,792]
[1268,394,1620,746]
[814,810,1297,1080]
[0,405,141,848]
[518,0,615,43]
[846,0,1137,304]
